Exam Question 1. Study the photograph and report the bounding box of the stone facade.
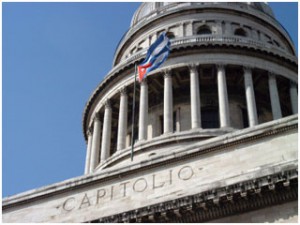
[3,2,298,223]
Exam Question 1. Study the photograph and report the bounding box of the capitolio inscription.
[61,165,196,212]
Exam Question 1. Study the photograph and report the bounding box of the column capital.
[104,99,111,109]
[216,64,225,70]
[188,63,199,72]
[140,78,148,86]
[243,66,252,73]
[268,71,277,77]
[93,113,101,122]
[163,69,172,78]
[119,87,127,96]
[87,127,93,136]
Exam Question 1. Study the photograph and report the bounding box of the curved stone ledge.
[96,128,237,170]
[96,115,297,171]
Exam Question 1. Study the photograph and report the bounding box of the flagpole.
[131,63,137,161]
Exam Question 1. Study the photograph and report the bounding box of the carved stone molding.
[268,71,277,78]
[119,87,127,96]
[163,69,172,78]
[87,127,93,137]
[243,66,252,74]
[216,64,225,71]
[93,113,101,122]
[188,63,199,73]
[94,169,298,223]
[140,78,148,86]
[104,99,111,109]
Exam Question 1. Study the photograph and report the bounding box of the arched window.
[166,32,175,39]
[234,28,247,37]
[197,25,212,35]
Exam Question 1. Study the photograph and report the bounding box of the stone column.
[90,114,101,171]
[189,64,201,129]
[268,73,282,120]
[289,81,298,114]
[100,100,112,163]
[217,64,230,128]
[84,128,93,174]
[243,67,258,127]
[139,79,148,141]
[117,88,128,151]
[164,70,173,133]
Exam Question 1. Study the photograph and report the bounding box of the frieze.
[96,168,298,223]
[60,165,195,213]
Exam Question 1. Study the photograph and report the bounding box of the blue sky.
[2,2,298,197]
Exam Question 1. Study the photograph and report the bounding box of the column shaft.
[244,68,258,127]
[190,65,201,129]
[117,89,128,151]
[90,115,101,171]
[164,71,173,133]
[217,65,230,127]
[290,81,298,114]
[138,80,148,141]
[84,130,93,174]
[268,74,282,120]
[176,107,181,132]
[100,102,112,163]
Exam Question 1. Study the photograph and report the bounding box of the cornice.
[96,169,298,222]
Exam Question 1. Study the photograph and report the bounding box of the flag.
[138,32,171,82]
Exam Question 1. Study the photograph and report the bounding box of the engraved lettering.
[96,189,106,204]
[133,178,148,192]
[178,166,194,180]
[59,163,201,213]
[120,181,130,197]
[152,174,165,189]
[79,193,91,209]
[62,197,75,212]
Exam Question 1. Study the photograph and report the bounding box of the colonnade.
[84,64,298,174]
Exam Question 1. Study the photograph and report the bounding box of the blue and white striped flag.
[138,32,171,82]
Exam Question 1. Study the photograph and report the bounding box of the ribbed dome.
[131,2,274,27]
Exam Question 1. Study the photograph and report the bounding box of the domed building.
[3,2,298,223]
